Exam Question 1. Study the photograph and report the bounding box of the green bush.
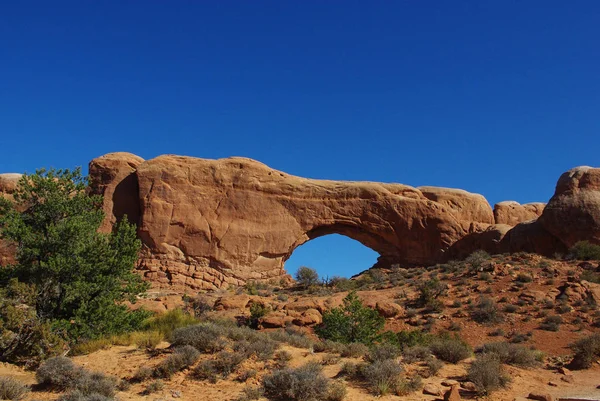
[568,241,600,261]
[142,309,197,340]
[315,291,384,345]
[467,354,511,395]
[262,362,330,401]
[429,336,471,363]
[471,297,503,323]
[540,315,562,332]
[0,168,150,352]
[0,377,30,400]
[417,278,446,310]
[361,359,403,395]
[153,346,200,379]
[477,342,541,367]
[569,333,600,369]
[365,344,401,363]
[247,303,269,329]
[465,250,491,271]
[295,267,320,288]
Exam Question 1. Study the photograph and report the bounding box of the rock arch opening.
[283,232,381,280]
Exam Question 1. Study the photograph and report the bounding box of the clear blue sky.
[1,1,599,278]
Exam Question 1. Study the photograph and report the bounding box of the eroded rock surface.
[494,201,545,226]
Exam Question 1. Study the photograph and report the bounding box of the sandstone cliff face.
[132,155,480,289]
[538,166,600,247]
[3,153,599,290]
[493,201,545,226]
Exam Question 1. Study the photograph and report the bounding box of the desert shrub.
[69,372,116,399]
[171,323,227,353]
[465,250,491,271]
[237,369,257,382]
[417,278,446,310]
[0,168,150,343]
[262,362,330,401]
[477,342,541,367]
[234,339,278,361]
[568,241,600,261]
[36,357,83,389]
[316,291,384,345]
[340,342,368,358]
[395,375,422,395]
[236,386,263,401]
[338,362,359,377]
[361,359,403,396]
[321,354,341,366]
[142,309,197,340]
[425,356,443,376]
[569,333,600,369]
[0,377,30,400]
[58,392,114,401]
[515,273,533,283]
[402,346,432,363]
[274,350,292,368]
[471,297,503,323]
[503,304,519,313]
[396,330,432,349]
[267,327,314,349]
[193,361,219,383]
[467,354,511,395]
[247,303,269,329]
[581,270,600,284]
[365,343,401,363]
[327,380,347,401]
[132,366,153,382]
[330,276,356,292]
[429,336,471,363]
[0,280,66,367]
[142,380,164,395]
[540,315,562,332]
[295,267,320,288]
[184,295,214,316]
[153,346,200,379]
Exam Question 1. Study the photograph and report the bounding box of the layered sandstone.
[538,166,600,246]
[132,155,485,289]
[493,201,545,226]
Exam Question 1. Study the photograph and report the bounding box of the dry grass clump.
[477,342,542,367]
[467,354,511,395]
[36,357,116,400]
[262,362,331,401]
[569,333,600,369]
[171,323,228,353]
[193,351,247,383]
[0,377,30,400]
[153,345,200,378]
[429,336,471,363]
[365,343,401,363]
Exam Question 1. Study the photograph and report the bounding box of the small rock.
[557,366,571,375]
[528,392,553,401]
[444,384,461,401]
[423,384,442,396]
[548,381,558,387]
[172,390,182,398]
[560,375,575,383]
[461,382,477,392]
[441,379,460,387]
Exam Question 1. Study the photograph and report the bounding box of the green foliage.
[360,359,403,396]
[417,278,446,311]
[295,266,319,288]
[471,297,503,324]
[568,241,600,261]
[0,279,66,367]
[429,335,471,363]
[315,291,384,345]
[142,309,197,340]
[465,250,491,271]
[569,333,600,369]
[247,303,269,329]
[0,168,150,345]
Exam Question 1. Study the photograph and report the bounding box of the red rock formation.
[494,201,545,226]
[539,166,600,246]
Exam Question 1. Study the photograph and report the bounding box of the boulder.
[444,385,461,401]
[292,308,322,326]
[423,383,442,396]
[213,294,250,311]
[528,392,553,401]
[494,201,545,226]
[259,312,288,328]
[539,166,600,247]
[375,301,404,318]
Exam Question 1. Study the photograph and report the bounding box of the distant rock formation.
[2,154,599,290]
